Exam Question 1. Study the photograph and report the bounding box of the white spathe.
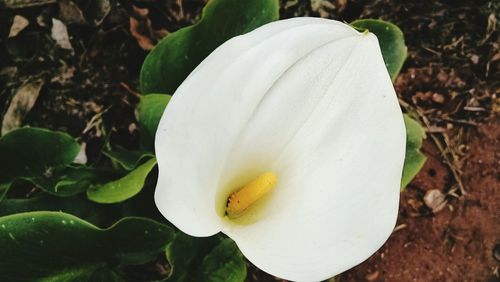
[154,17,406,282]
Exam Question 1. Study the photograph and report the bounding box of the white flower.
[154,17,406,281]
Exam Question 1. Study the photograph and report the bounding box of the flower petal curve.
[155,17,406,281]
[155,18,360,236]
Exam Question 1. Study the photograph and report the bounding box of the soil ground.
[1,0,498,281]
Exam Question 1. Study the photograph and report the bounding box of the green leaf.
[73,268,124,282]
[0,194,121,227]
[103,148,155,171]
[31,165,118,197]
[401,114,427,189]
[165,233,215,281]
[404,114,425,150]
[350,19,407,80]
[0,127,79,180]
[199,239,247,282]
[0,127,80,200]
[0,211,174,282]
[87,157,157,204]
[137,94,171,149]
[121,171,164,221]
[140,0,279,94]
[0,184,8,202]
[164,233,246,282]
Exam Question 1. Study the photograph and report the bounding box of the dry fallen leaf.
[57,0,110,26]
[129,6,168,51]
[1,79,44,135]
[8,15,29,38]
[58,0,86,25]
[129,16,155,50]
[86,0,111,26]
[0,66,18,79]
[310,0,345,18]
[51,18,73,50]
[4,0,56,8]
[50,64,75,86]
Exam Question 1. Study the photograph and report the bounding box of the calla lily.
[154,17,406,281]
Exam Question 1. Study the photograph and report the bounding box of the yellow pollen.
[226,172,277,218]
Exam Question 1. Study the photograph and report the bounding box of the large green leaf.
[165,233,220,281]
[140,0,279,94]
[0,194,121,227]
[164,233,246,282]
[0,211,174,281]
[401,114,427,189]
[199,239,247,282]
[137,94,171,149]
[87,157,157,204]
[351,19,407,80]
[0,127,80,200]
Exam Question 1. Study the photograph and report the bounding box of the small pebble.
[424,189,447,213]
[470,54,479,64]
[365,270,379,281]
[432,93,445,104]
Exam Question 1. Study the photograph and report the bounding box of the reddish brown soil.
[338,121,499,282]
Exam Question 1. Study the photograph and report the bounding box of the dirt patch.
[339,120,499,282]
